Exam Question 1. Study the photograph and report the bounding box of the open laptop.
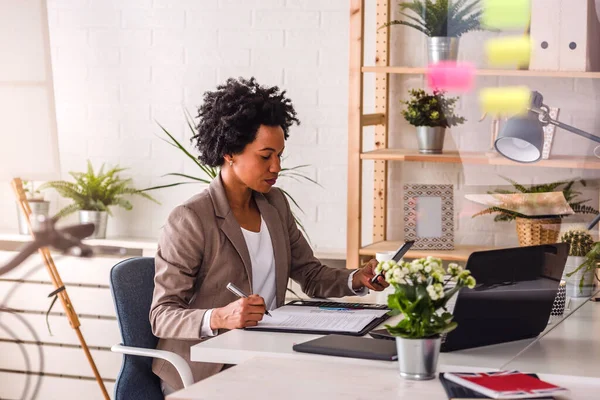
[370,243,569,352]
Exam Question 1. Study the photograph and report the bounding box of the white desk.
[168,356,600,400]
[191,298,599,374]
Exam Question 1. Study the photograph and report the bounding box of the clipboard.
[244,300,391,336]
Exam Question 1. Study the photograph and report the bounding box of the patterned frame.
[403,184,454,250]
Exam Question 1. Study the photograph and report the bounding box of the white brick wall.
[2,0,599,255]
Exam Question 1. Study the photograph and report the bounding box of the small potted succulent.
[40,161,159,239]
[401,89,465,154]
[561,230,598,298]
[376,256,476,380]
[381,0,484,63]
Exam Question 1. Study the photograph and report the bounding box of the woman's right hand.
[210,294,266,330]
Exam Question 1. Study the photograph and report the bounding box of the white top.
[199,217,364,338]
[241,217,277,310]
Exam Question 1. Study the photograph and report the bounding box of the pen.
[226,282,272,317]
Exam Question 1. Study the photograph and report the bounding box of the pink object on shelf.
[427,61,475,92]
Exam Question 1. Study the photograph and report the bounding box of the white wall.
[0,0,352,254]
[1,0,599,254]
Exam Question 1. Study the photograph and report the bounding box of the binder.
[529,0,561,71]
[559,0,588,71]
[244,300,391,336]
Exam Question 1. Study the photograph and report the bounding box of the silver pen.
[226,282,272,317]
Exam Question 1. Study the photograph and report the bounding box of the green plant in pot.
[381,0,484,63]
[17,181,50,236]
[401,89,465,154]
[40,161,159,239]
[561,230,598,297]
[376,256,475,380]
[144,113,320,241]
[473,177,599,247]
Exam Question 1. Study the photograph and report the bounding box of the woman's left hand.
[352,258,390,292]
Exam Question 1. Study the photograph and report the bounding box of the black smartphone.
[370,240,415,285]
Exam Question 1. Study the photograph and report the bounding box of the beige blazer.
[150,174,355,390]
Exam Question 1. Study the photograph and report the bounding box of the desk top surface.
[169,356,600,400]
[191,297,600,377]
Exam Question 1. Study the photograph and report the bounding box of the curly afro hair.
[192,77,300,167]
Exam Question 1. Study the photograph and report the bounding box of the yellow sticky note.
[480,87,531,115]
[486,36,531,67]
[482,0,531,29]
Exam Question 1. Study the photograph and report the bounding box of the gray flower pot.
[395,336,441,380]
[416,126,446,154]
[79,210,108,239]
[17,200,50,235]
[428,37,459,64]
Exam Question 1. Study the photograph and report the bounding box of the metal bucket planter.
[395,336,441,380]
[428,37,459,64]
[79,210,108,239]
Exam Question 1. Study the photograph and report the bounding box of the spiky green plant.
[561,230,594,257]
[40,160,159,219]
[566,242,600,291]
[472,177,599,222]
[381,0,484,37]
[144,112,321,241]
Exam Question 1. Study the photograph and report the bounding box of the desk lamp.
[495,91,600,163]
[0,1,109,398]
[494,90,600,231]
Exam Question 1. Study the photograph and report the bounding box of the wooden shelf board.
[361,66,600,79]
[359,241,502,262]
[360,149,600,170]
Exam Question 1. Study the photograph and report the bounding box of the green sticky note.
[482,0,531,29]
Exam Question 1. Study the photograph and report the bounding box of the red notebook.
[444,371,569,399]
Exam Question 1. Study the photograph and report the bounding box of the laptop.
[370,243,569,352]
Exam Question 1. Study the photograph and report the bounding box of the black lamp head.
[494,91,546,163]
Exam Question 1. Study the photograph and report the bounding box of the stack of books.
[439,371,569,399]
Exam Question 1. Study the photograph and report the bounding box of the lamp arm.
[546,117,600,144]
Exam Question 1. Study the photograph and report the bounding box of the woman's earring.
[229,160,233,167]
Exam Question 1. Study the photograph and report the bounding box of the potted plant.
[473,178,599,246]
[401,89,465,154]
[561,231,598,298]
[382,0,484,63]
[40,161,159,239]
[144,113,321,240]
[376,257,475,380]
[16,180,50,235]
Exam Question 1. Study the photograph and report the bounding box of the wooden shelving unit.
[360,149,600,170]
[361,66,600,79]
[346,0,600,269]
[359,242,501,263]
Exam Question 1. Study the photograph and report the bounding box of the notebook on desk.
[245,300,390,336]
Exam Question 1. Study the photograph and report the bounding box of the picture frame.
[542,107,560,160]
[404,184,454,250]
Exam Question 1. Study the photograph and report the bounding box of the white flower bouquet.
[375,256,476,339]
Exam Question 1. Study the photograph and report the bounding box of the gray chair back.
[110,257,163,400]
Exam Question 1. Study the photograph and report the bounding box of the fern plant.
[40,160,159,219]
[472,177,599,222]
[382,0,484,37]
[144,112,321,240]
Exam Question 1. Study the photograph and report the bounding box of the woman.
[150,77,388,394]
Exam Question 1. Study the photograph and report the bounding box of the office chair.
[110,257,194,400]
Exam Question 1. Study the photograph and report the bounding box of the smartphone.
[370,240,415,284]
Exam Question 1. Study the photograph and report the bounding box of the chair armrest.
[111,344,194,388]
